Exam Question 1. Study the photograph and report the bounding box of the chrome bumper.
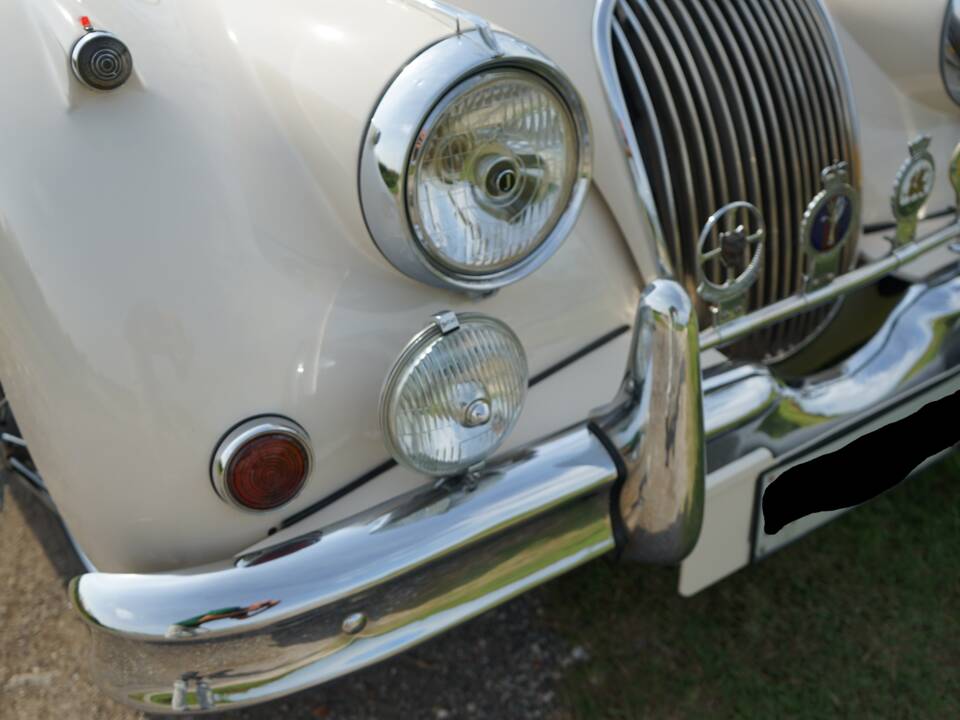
[72,238,960,714]
[71,279,706,714]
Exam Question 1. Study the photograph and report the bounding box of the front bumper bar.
[71,279,705,714]
[72,245,960,713]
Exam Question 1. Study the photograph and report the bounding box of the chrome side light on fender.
[359,31,591,293]
[380,312,528,476]
[211,417,313,512]
[944,0,960,106]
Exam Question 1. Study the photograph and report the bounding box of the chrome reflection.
[704,268,960,468]
[942,0,960,106]
[71,427,620,712]
[700,220,960,350]
[594,280,706,564]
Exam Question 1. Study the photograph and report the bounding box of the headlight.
[380,312,528,476]
[360,31,590,292]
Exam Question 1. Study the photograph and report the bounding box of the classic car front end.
[1,0,959,713]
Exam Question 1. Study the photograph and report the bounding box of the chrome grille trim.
[595,0,861,360]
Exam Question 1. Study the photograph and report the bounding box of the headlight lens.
[408,69,579,277]
[359,31,591,293]
[380,313,528,476]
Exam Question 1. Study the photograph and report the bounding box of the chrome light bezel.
[359,31,592,293]
[943,0,960,106]
[211,416,314,513]
[379,312,529,477]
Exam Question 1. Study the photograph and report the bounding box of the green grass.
[545,453,960,719]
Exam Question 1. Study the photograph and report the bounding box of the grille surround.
[595,0,861,361]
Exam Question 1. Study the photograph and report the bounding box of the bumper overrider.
[71,249,960,712]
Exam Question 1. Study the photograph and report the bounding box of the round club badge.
[800,162,859,291]
[696,201,765,323]
[891,136,935,246]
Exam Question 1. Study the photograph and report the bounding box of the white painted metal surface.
[827,0,960,223]
[0,0,639,571]
[1,0,959,574]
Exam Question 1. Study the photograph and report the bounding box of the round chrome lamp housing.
[211,417,314,512]
[359,31,592,293]
[380,312,528,476]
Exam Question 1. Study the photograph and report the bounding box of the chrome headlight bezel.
[943,0,960,106]
[359,31,592,293]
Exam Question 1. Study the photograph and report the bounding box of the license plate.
[752,377,960,561]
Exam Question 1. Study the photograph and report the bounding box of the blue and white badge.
[801,162,859,291]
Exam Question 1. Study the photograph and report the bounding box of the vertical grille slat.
[611,23,683,270]
[696,1,779,318]
[605,0,859,361]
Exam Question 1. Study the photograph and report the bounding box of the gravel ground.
[0,480,583,720]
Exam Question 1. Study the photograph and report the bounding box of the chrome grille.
[603,0,859,360]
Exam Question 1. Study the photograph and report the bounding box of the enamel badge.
[891,136,935,247]
[801,162,859,291]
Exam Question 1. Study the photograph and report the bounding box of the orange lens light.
[225,433,309,511]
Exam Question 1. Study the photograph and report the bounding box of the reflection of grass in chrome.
[371,502,611,632]
[547,452,960,719]
[760,398,829,438]
[903,318,950,383]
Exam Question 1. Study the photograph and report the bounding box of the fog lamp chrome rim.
[359,30,592,293]
[380,312,528,476]
[211,416,314,512]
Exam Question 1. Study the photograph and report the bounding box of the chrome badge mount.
[891,135,935,247]
[800,162,859,291]
[950,142,960,218]
[696,202,765,324]
[950,143,960,253]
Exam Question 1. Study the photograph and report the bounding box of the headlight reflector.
[408,69,579,277]
[380,313,528,476]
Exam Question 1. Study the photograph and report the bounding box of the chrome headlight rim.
[359,31,592,293]
[943,0,960,106]
[379,312,529,477]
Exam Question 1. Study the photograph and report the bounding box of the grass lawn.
[546,452,960,719]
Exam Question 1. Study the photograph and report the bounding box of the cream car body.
[1,0,958,714]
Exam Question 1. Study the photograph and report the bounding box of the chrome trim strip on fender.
[404,0,502,54]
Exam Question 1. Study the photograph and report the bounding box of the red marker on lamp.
[80,16,93,32]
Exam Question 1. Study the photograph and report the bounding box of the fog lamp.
[380,312,528,476]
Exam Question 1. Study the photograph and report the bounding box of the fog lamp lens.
[380,313,528,476]
[212,417,313,511]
